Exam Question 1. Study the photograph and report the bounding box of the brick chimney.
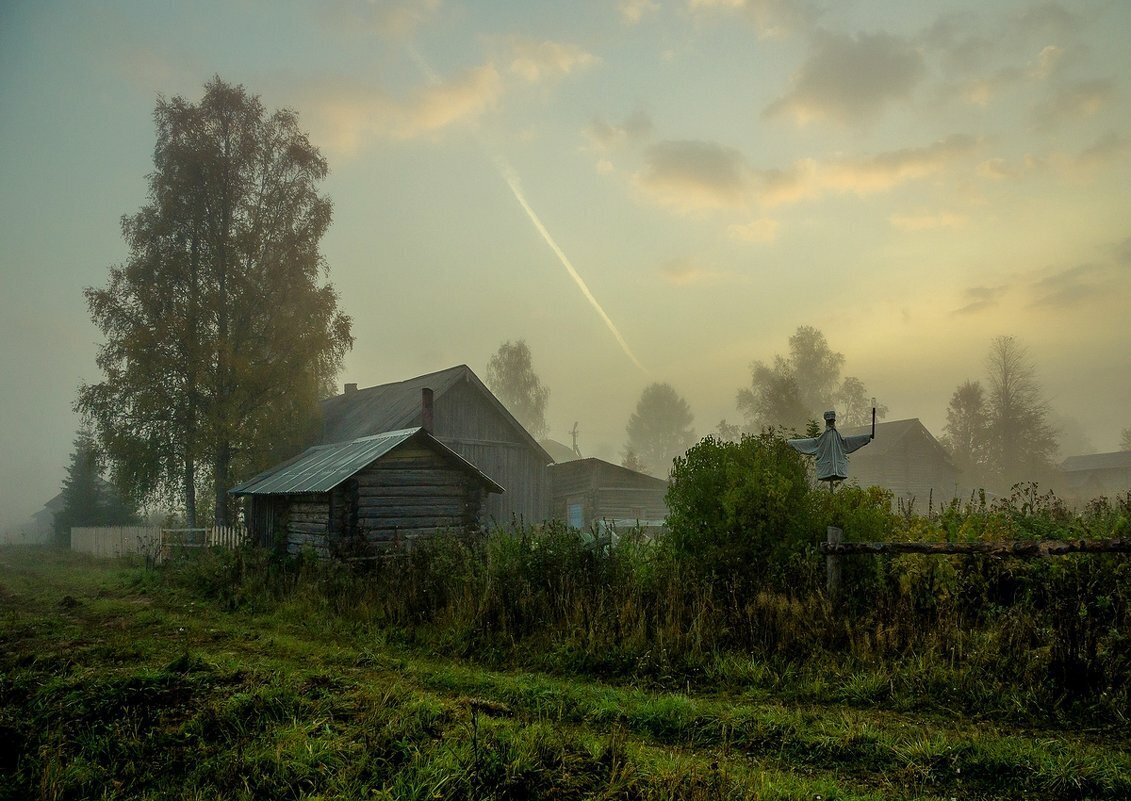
[421,387,434,434]
[344,382,357,395]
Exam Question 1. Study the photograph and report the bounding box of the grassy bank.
[2,545,1129,800]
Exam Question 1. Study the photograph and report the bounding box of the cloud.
[660,257,739,285]
[953,285,1007,314]
[1030,263,1107,308]
[689,0,822,39]
[1028,44,1065,80]
[508,38,599,83]
[619,0,659,25]
[584,110,654,151]
[763,31,925,125]
[1115,237,1131,267]
[1075,131,1130,169]
[727,218,779,243]
[976,154,1044,181]
[889,211,967,231]
[1015,2,1082,40]
[1033,78,1115,128]
[757,134,978,205]
[633,134,977,212]
[320,0,441,40]
[298,65,502,155]
[634,140,752,212]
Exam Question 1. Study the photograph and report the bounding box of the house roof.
[320,364,552,463]
[540,438,581,463]
[230,427,504,497]
[1061,450,1131,473]
[548,457,670,489]
[840,418,956,466]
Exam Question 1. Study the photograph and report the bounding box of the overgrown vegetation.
[3,438,1129,798]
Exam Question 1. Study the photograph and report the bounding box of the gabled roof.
[1061,450,1131,473]
[549,457,670,489]
[320,364,552,463]
[540,438,581,463]
[230,427,504,497]
[841,418,955,466]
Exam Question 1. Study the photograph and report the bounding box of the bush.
[665,432,816,592]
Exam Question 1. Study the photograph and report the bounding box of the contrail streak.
[492,158,647,373]
[406,44,646,373]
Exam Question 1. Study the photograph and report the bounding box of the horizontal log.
[820,538,1131,557]
[287,512,328,524]
[356,498,471,513]
[289,504,329,516]
[357,485,470,499]
[358,517,473,531]
[354,471,470,488]
[288,522,328,535]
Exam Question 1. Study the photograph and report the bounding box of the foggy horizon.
[2,0,1129,529]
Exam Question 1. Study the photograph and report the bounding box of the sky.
[1,0,1129,528]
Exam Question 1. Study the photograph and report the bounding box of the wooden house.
[840,418,961,507]
[318,366,552,526]
[1058,451,1131,501]
[548,458,669,531]
[230,427,503,555]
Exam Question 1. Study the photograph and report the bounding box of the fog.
[2,1,1129,531]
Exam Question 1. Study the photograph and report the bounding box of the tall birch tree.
[77,78,353,525]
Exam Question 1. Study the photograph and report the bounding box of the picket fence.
[71,525,249,562]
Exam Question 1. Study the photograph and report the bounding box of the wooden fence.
[71,525,249,563]
[821,525,1131,599]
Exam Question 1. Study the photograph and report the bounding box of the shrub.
[665,432,816,593]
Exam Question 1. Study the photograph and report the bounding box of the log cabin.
[231,426,503,555]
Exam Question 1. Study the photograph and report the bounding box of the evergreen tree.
[55,430,138,547]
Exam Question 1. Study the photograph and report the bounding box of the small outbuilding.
[548,458,669,531]
[231,427,503,556]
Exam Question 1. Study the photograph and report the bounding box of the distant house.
[1059,451,1131,501]
[548,458,669,531]
[318,366,552,525]
[231,427,503,555]
[540,438,582,464]
[840,418,961,507]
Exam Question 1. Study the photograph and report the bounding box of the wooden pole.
[826,526,843,602]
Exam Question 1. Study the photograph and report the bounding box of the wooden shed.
[230,427,503,556]
[548,458,669,531]
[319,366,552,526]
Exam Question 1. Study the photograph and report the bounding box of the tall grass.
[164,485,1131,728]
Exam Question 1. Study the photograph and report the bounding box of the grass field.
[2,545,1128,800]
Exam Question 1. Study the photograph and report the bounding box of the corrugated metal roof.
[230,428,505,497]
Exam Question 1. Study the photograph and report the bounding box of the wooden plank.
[288,522,328,535]
[358,517,471,530]
[354,471,468,487]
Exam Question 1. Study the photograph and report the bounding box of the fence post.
[826,526,843,603]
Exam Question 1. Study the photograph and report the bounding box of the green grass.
[2,545,1129,800]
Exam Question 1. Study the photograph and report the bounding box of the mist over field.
[2,0,1129,530]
